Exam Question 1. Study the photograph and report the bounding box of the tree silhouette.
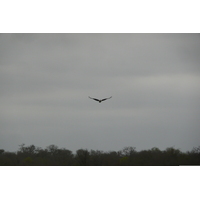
[0,144,200,166]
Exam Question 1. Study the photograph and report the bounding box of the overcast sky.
[0,33,200,152]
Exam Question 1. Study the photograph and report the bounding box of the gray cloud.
[0,33,200,152]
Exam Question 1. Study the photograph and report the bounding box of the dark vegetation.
[0,144,200,166]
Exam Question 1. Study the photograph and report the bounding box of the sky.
[0,33,200,153]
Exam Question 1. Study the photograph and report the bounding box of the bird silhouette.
[89,96,112,103]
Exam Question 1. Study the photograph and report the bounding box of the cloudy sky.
[1,33,200,152]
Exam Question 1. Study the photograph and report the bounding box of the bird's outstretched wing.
[89,96,100,102]
[101,96,112,101]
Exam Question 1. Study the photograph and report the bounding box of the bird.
[89,96,112,103]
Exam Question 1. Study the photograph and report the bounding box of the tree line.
[0,144,200,166]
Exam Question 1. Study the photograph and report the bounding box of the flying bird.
[89,96,112,103]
